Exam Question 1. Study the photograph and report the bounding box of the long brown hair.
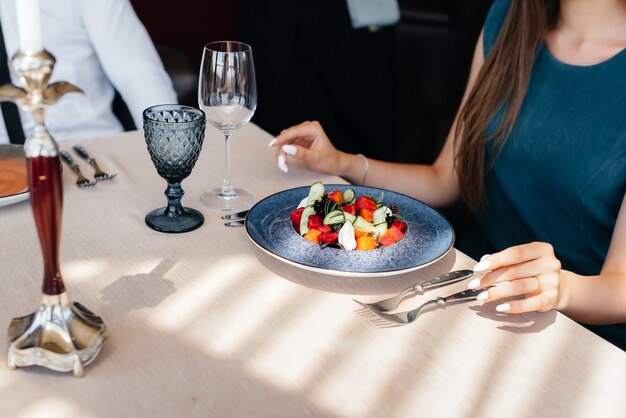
[455,0,560,209]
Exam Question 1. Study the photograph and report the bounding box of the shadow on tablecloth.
[469,303,557,334]
[99,257,177,314]
[254,247,457,295]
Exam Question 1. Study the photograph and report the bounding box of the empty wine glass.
[198,41,257,211]
[143,104,206,233]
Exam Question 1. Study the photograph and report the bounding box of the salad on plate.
[289,182,407,251]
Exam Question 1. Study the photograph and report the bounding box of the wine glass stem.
[220,131,236,197]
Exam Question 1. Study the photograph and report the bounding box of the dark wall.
[239,0,398,162]
[131,0,491,165]
[130,0,239,66]
[395,0,492,164]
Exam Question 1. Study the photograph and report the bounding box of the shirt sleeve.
[482,0,512,57]
[76,0,178,129]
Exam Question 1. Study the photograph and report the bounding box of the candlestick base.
[7,292,106,377]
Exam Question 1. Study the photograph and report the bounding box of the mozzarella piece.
[297,197,308,209]
[338,221,357,251]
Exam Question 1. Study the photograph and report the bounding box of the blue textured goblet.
[143,105,206,233]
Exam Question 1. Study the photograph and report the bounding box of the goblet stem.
[164,181,185,216]
[220,131,236,198]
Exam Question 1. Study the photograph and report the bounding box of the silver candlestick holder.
[0,50,106,377]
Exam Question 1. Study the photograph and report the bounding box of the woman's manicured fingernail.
[278,155,288,173]
[480,254,490,261]
[473,259,491,272]
[476,290,488,302]
[467,278,481,289]
[496,303,511,312]
[282,144,297,156]
[268,138,277,147]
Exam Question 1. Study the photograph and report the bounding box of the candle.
[16,0,43,53]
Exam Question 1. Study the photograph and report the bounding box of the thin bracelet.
[356,153,368,185]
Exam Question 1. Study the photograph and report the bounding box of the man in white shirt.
[0,0,177,143]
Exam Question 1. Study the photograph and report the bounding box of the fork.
[221,210,249,220]
[356,269,474,313]
[222,209,248,227]
[355,287,488,326]
[224,220,245,227]
[72,145,117,181]
[59,151,96,188]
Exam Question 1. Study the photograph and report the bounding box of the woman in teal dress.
[270,0,626,349]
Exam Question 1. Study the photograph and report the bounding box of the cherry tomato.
[307,215,324,230]
[290,207,305,226]
[355,196,378,211]
[342,204,356,215]
[318,231,339,244]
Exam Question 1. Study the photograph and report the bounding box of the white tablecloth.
[0,124,624,417]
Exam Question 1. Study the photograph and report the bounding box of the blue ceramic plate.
[245,185,454,277]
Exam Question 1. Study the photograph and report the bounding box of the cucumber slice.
[306,182,325,206]
[343,211,356,224]
[323,210,345,225]
[372,206,388,225]
[353,216,379,236]
[342,188,355,204]
[299,206,316,236]
[375,222,388,236]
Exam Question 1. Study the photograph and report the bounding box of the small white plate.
[0,144,29,207]
[0,190,29,207]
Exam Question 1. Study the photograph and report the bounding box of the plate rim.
[245,184,455,277]
[0,190,29,207]
[0,144,29,206]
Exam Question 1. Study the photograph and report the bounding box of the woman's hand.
[269,121,343,175]
[467,242,564,313]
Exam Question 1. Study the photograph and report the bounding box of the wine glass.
[198,41,257,211]
[143,104,206,233]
